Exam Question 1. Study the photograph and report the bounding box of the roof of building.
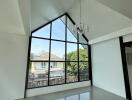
[31,51,64,61]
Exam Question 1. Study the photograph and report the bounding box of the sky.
[31,18,85,58]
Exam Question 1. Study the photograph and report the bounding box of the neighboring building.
[30,51,65,78]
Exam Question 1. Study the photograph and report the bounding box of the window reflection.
[56,98,65,100]
[50,62,65,85]
[51,41,65,61]
[79,33,88,44]
[79,44,88,61]
[28,62,48,88]
[80,92,90,100]
[66,95,78,100]
[67,29,77,42]
[32,24,50,38]
[30,38,50,61]
[67,43,77,61]
[67,17,77,42]
[79,62,89,81]
[56,92,90,100]
[52,17,65,40]
[67,62,78,83]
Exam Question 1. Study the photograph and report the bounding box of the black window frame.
[24,13,92,93]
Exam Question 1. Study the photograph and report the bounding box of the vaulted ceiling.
[31,0,77,31]
[31,0,132,40]
[1,0,132,40]
[97,0,132,19]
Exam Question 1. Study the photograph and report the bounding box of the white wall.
[0,33,28,100]
[92,38,126,98]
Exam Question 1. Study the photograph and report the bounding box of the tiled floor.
[19,86,127,100]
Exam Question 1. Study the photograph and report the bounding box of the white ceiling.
[30,0,132,40]
[97,0,132,20]
[1,0,132,40]
[0,0,25,35]
[69,0,132,39]
[31,0,77,31]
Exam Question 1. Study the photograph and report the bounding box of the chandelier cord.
[80,0,82,25]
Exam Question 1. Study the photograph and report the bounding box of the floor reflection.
[56,92,90,100]
[18,86,127,100]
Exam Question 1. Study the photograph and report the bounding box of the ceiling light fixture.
[73,0,89,35]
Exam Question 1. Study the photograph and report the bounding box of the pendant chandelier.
[73,0,89,35]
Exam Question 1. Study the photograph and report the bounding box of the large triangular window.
[26,14,90,89]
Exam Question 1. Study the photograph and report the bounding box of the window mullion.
[88,45,92,85]
[77,33,80,82]
[48,23,52,86]
[65,15,67,83]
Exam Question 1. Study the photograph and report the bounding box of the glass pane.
[67,43,77,61]
[50,62,65,85]
[67,17,77,42]
[51,17,65,40]
[67,28,77,42]
[79,34,88,44]
[79,44,88,61]
[67,62,78,83]
[30,38,49,61]
[28,62,48,88]
[32,24,50,38]
[79,62,89,81]
[51,41,65,61]
[60,15,66,25]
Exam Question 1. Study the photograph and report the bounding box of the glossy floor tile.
[18,86,126,100]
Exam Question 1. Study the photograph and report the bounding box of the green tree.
[67,48,88,76]
[67,61,78,76]
[79,48,88,61]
